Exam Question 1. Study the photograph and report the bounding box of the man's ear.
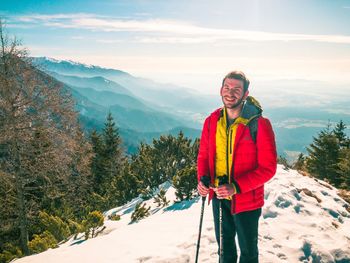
[220,86,224,96]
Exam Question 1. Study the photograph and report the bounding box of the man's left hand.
[212,184,236,199]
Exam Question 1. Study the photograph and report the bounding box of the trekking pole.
[218,176,228,263]
[195,176,210,263]
[219,199,223,263]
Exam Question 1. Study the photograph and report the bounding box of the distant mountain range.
[32,57,350,160]
[33,57,221,115]
[32,57,212,153]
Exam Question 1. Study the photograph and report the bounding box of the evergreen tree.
[130,202,151,223]
[90,129,106,195]
[173,165,198,201]
[306,126,341,186]
[112,163,140,206]
[337,148,350,190]
[333,120,349,148]
[90,113,125,209]
[102,112,125,207]
[130,131,199,200]
[131,142,159,194]
[153,132,193,182]
[153,188,170,207]
[82,211,104,239]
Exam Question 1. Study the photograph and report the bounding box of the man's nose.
[228,89,236,95]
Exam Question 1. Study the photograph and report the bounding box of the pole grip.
[200,176,210,188]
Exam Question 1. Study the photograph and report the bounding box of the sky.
[1,0,350,94]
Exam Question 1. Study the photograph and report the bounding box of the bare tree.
[0,18,80,255]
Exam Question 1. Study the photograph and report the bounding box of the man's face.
[220,78,248,109]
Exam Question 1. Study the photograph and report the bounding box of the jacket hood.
[210,96,263,125]
[239,96,262,121]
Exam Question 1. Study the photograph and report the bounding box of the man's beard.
[222,95,245,109]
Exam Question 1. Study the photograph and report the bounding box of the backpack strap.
[248,117,259,143]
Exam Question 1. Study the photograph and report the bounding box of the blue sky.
[1,0,350,94]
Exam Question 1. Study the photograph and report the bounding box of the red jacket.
[197,100,277,214]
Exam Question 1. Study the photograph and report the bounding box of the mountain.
[28,75,200,154]
[32,57,221,117]
[14,166,350,262]
[32,57,350,160]
[30,57,206,153]
[70,86,151,110]
[33,57,130,79]
[49,71,133,96]
[67,84,187,133]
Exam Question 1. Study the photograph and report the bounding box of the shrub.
[131,202,151,223]
[39,211,71,242]
[0,243,23,263]
[153,188,170,207]
[28,231,57,254]
[173,166,197,201]
[82,211,104,239]
[67,219,84,239]
[107,213,121,221]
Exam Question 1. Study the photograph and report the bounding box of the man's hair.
[222,71,250,92]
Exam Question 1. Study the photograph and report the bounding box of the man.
[197,71,277,263]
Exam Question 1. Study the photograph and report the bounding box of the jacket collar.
[221,96,262,125]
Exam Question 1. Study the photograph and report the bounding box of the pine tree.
[90,113,125,209]
[337,148,350,190]
[333,120,349,148]
[152,132,193,182]
[130,131,199,201]
[153,188,170,207]
[90,129,106,195]
[102,112,124,207]
[173,165,198,201]
[131,142,159,194]
[306,125,341,186]
[130,202,151,223]
[112,163,140,205]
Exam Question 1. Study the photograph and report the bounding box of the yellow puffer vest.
[215,97,262,199]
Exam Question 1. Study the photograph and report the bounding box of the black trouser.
[212,197,262,263]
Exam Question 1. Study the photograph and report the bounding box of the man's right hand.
[197,181,210,197]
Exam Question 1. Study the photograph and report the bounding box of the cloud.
[275,118,335,129]
[10,14,350,44]
[96,39,123,44]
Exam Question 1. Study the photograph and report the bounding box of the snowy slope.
[13,165,350,263]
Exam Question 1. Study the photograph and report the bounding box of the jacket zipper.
[230,130,233,154]
[226,128,230,183]
[227,126,236,213]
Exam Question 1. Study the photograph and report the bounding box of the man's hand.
[213,184,236,199]
[197,181,210,197]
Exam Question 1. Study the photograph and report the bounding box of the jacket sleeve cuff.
[232,181,241,194]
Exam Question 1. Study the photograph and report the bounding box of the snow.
[13,165,350,263]
[40,57,97,69]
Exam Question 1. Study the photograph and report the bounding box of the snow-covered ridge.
[40,56,100,69]
[13,166,350,263]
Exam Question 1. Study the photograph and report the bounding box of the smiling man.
[197,71,277,263]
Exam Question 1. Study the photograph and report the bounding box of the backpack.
[248,117,259,143]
